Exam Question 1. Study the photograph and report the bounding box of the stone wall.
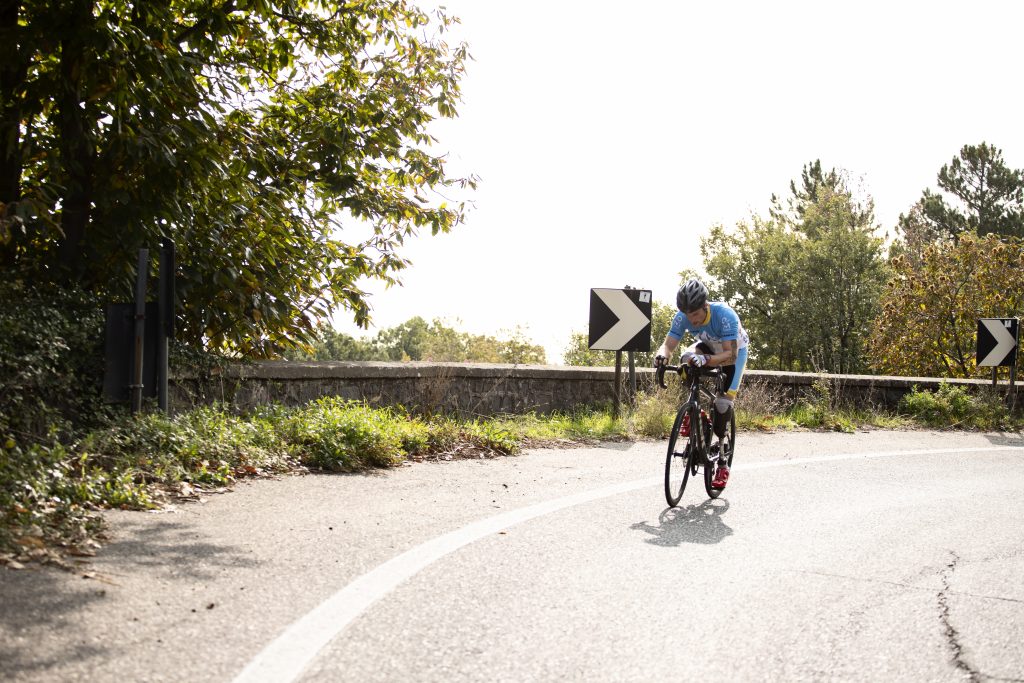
[169,361,1019,416]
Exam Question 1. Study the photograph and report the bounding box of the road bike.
[655,362,736,507]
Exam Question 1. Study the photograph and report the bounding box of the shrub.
[285,398,406,471]
[0,436,125,557]
[0,280,109,442]
[899,383,1013,429]
[629,390,677,438]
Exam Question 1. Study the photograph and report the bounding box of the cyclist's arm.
[705,339,738,367]
[655,334,680,361]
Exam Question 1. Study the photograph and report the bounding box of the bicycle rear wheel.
[665,403,698,507]
[704,408,737,498]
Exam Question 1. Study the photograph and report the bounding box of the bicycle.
[656,361,736,507]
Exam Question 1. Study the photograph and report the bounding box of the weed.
[629,391,677,438]
[900,384,1018,430]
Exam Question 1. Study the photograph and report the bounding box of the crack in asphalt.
[938,552,982,683]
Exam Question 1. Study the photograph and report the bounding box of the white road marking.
[232,444,1023,683]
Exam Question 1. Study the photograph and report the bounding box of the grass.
[2,385,1020,568]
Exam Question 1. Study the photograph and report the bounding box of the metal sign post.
[130,249,149,414]
[157,239,176,412]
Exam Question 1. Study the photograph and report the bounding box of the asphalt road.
[3,429,1024,682]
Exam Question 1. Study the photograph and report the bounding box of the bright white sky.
[333,0,1024,363]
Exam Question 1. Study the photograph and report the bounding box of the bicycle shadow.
[629,499,733,547]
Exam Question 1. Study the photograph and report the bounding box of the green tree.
[870,234,1024,378]
[797,187,889,373]
[903,142,1024,240]
[287,317,546,364]
[703,218,805,370]
[0,0,474,356]
[281,323,383,361]
[704,161,889,373]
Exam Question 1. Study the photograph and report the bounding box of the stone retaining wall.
[170,361,1019,416]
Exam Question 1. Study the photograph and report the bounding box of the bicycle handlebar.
[655,363,721,389]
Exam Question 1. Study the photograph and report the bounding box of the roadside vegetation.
[4,382,1020,570]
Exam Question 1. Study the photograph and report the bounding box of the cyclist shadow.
[629,500,732,547]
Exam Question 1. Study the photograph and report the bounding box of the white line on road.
[232,444,1023,683]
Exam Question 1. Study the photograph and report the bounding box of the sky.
[333,0,1024,363]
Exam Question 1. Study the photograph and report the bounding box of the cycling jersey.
[668,301,749,397]
[667,301,749,354]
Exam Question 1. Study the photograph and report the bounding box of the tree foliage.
[900,142,1024,241]
[869,234,1024,378]
[285,317,547,364]
[704,162,889,373]
[0,0,474,356]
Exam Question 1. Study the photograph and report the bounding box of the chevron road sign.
[977,318,1019,367]
[588,288,652,352]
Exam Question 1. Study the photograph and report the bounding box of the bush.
[629,391,677,438]
[0,280,109,442]
[285,398,407,471]
[899,383,1013,429]
[0,436,122,558]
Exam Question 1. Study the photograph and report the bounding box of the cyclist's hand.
[653,354,667,369]
[690,354,708,367]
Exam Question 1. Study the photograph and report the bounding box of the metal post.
[623,284,636,405]
[130,248,149,414]
[627,350,636,402]
[613,350,622,420]
[157,239,174,412]
[1011,359,1018,412]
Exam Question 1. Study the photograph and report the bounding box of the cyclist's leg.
[713,346,747,439]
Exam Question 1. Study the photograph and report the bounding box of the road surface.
[2,429,1023,682]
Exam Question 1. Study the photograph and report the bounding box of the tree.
[0,1,475,356]
[703,218,806,370]
[796,187,888,373]
[286,318,546,364]
[704,161,889,373]
[869,234,1024,378]
[281,323,381,361]
[902,142,1024,240]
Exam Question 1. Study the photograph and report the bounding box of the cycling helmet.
[676,278,709,312]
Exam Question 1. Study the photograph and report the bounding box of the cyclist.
[653,278,749,488]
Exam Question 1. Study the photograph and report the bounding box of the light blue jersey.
[668,301,749,396]
[667,301,749,354]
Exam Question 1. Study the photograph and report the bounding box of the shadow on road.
[0,516,256,680]
[98,517,258,580]
[629,499,733,547]
[986,432,1024,447]
[0,572,109,679]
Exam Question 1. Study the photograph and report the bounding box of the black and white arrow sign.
[977,318,1019,367]
[588,288,652,352]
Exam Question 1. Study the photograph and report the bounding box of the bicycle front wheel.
[664,403,698,507]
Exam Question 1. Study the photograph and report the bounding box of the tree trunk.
[0,0,23,208]
[55,0,96,283]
